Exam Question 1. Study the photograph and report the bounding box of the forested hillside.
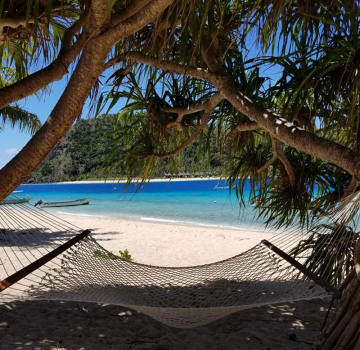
[26,115,225,183]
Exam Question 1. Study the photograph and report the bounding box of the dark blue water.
[17,180,263,230]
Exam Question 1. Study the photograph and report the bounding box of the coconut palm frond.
[0,106,42,134]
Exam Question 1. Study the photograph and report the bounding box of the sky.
[0,64,280,169]
[0,28,281,170]
[0,79,63,168]
[0,70,123,169]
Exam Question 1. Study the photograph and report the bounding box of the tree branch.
[60,6,90,53]
[257,154,277,174]
[0,5,93,107]
[102,28,360,181]
[103,55,125,70]
[125,46,360,177]
[198,36,360,179]
[0,0,176,200]
[162,94,220,130]
[0,0,175,110]
[110,0,153,26]
[102,0,174,47]
[152,93,223,158]
[227,121,258,139]
[0,5,78,44]
[124,52,220,82]
[162,99,218,115]
[272,137,296,187]
[342,176,359,199]
[0,26,88,109]
[88,0,111,35]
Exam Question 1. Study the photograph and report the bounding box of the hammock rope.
[0,193,358,328]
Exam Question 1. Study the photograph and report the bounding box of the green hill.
[26,115,224,183]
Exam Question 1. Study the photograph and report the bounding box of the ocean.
[17,179,264,231]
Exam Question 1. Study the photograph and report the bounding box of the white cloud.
[5,148,18,154]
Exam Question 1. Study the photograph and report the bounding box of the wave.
[140,216,265,232]
[56,211,106,218]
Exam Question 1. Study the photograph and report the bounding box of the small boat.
[36,197,92,208]
[0,196,31,205]
[213,186,230,190]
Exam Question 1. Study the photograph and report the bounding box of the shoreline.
[22,177,221,185]
[55,210,270,234]
[56,213,276,267]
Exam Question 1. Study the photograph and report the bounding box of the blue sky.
[0,78,68,168]
[0,33,281,170]
[0,71,123,168]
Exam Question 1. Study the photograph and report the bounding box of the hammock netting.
[1,192,359,328]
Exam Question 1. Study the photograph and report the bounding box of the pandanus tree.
[0,1,360,348]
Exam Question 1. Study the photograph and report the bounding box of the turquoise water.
[17,180,263,231]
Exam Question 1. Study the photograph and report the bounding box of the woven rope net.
[1,192,359,328]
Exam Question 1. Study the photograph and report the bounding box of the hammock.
[0,193,358,328]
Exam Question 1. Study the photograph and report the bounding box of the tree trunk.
[314,239,360,349]
[0,38,110,200]
[0,0,174,201]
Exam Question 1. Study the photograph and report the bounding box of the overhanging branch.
[198,36,360,178]
[342,176,359,199]
[60,6,90,53]
[110,0,153,26]
[0,0,175,201]
[272,137,296,187]
[0,25,88,109]
[227,121,258,139]
[152,93,223,158]
[163,94,221,130]
[257,154,277,174]
[125,52,220,82]
[102,0,175,46]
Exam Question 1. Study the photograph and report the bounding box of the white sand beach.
[44,177,221,185]
[0,215,331,349]
[59,214,275,266]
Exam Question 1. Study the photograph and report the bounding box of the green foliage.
[26,114,225,183]
[0,1,79,79]
[3,0,360,236]
[0,105,41,134]
[117,249,132,260]
[290,222,359,286]
[94,248,132,261]
[93,0,360,228]
[0,66,42,134]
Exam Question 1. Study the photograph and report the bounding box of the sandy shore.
[22,177,221,185]
[58,214,275,266]
[0,215,330,349]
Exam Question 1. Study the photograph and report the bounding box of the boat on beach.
[36,197,92,208]
[0,196,31,205]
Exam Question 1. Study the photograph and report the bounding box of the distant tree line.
[26,114,225,183]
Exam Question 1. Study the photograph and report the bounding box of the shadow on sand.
[0,298,331,350]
